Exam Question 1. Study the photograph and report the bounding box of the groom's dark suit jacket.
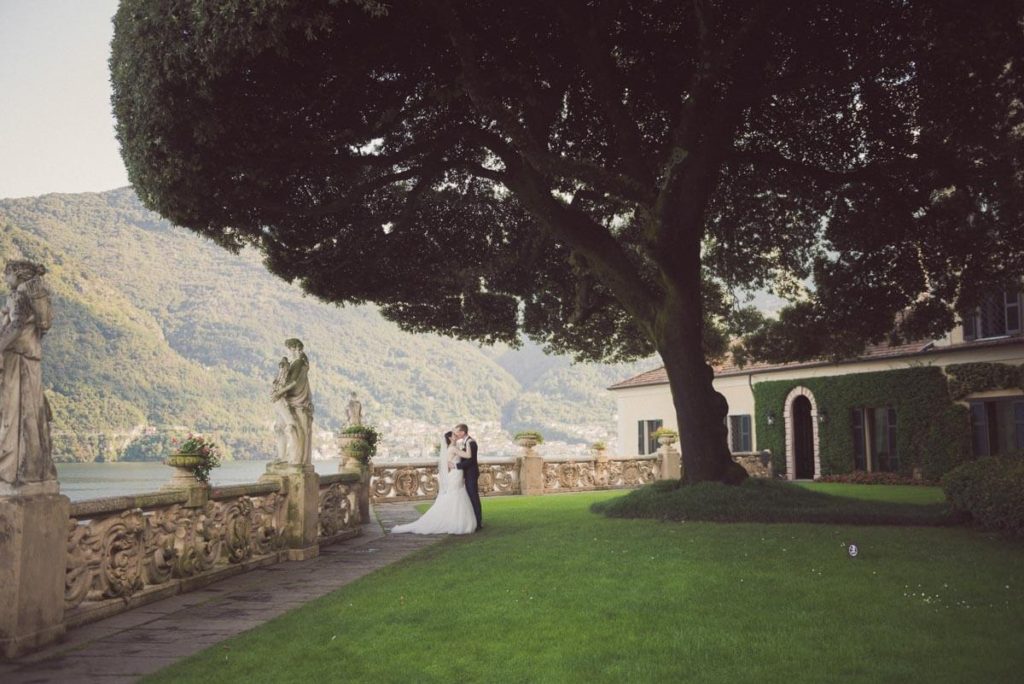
[453,434,482,528]
[455,437,478,473]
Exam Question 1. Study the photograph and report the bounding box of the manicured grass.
[145,491,1024,683]
[795,481,947,505]
[592,478,956,526]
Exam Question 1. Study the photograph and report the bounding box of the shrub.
[342,424,380,458]
[818,471,938,486]
[651,427,677,440]
[170,433,222,484]
[342,439,372,462]
[513,430,544,444]
[941,457,1024,537]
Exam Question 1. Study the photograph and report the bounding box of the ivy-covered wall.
[753,366,970,480]
[946,362,1024,400]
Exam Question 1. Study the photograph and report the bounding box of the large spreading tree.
[111,0,1023,483]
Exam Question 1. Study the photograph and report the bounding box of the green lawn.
[795,481,948,504]
[146,490,1024,683]
[592,478,955,526]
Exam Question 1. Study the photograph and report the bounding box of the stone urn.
[656,432,678,447]
[515,436,539,450]
[338,434,371,471]
[164,454,204,488]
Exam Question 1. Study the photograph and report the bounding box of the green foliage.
[514,430,544,444]
[170,433,222,484]
[120,432,177,462]
[818,471,938,486]
[651,427,678,440]
[753,367,971,480]
[590,440,607,451]
[341,439,371,462]
[591,479,955,526]
[946,362,1024,400]
[342,424,381,459]
[0,190,645,462]
[942,457,1024,537]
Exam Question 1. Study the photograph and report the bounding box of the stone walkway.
[0,502,443,684]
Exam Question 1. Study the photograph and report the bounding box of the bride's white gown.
[391,443,478,535]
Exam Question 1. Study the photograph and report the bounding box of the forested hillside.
[0,189,656,461]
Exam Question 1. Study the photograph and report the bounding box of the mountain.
[0,189,656,461]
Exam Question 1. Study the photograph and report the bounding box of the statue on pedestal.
[270,356,291,463]
[270,338,314,465]
[0,260,57,489]
[345,391,362,427]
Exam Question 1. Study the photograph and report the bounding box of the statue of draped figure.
[0,259,57,489]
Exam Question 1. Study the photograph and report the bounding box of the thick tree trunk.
[659,334,744,484]
[653,256,747,485]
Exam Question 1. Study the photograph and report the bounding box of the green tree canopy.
[111,0,1024,482]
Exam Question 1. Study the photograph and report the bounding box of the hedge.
[946,362,1024,400]
[942,457,1024,537]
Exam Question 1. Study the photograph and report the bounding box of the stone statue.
[270,338,314,465]
[0,259,57,490]
[345,391,362,427]
[270,356,291,463]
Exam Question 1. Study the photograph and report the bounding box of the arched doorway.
[792,396,815,479]
[783,386,820,480]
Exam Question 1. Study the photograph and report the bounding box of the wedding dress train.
[391,441,477,535]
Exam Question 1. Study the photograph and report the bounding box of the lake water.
[56,459,346,502]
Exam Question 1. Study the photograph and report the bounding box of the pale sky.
[0,0,128,199]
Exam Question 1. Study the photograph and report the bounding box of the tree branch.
[556,3,655,193]
[732,149,903,186]
[499,158,660,325]
[438,0,654,206]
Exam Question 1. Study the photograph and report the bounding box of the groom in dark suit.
[451,423,482,531]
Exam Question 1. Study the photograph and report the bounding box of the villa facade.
[610,288,1024,480]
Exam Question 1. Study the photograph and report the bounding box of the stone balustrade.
[541,455,660,492]
[64,482,289,628]
[370,457,521,501]
[317,473,362,544]
[55,469,365,632]
[731,450,773,479]
[369,454,661,503]
[6,448,683,658]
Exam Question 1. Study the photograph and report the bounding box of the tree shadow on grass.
[591,479,961,527]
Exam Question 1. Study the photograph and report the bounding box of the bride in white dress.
[391,432,478,535]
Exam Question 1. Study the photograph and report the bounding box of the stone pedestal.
[594,453,610,487]
[358,465,370,522]
[338,458,369,523]
[658,444,681,480]
[261,462,319,561]
[520,452,545,495]
[161,455,212,507]
[0,493,70,659]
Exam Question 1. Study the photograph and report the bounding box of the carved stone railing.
[371,459,441,502]
[542,455,660,493]
[370,457,521,502]
[732,450,773,478]
[478,459,520,497]
[64,482,288,628]
[370,455,661,502]
[318,473,362,544]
